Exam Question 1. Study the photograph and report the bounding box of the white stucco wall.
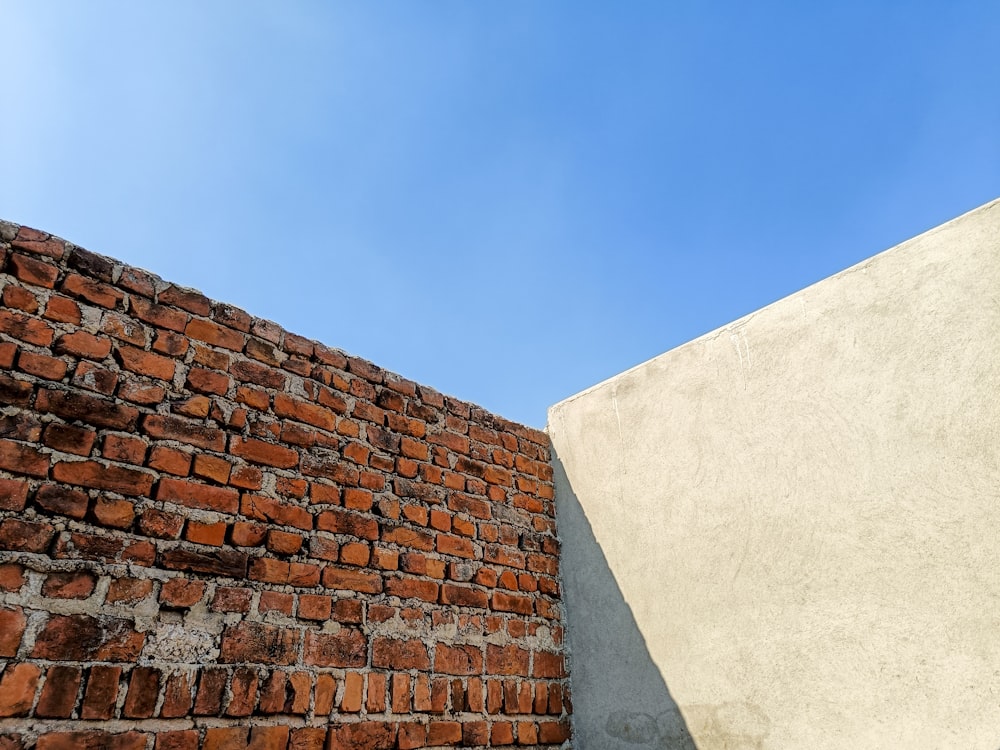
[548,199,1000,750]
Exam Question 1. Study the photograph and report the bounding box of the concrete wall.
[548,199,1000,749]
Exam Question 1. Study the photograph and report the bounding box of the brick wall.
[0,221,570,750]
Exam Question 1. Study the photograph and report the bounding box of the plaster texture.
[548,199,1000,749]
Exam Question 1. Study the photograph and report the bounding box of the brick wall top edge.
[0,219,549,446]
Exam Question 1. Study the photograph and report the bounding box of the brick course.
[0,221,570,749]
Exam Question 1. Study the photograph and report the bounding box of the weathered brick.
[42,571,97,599]
[143,414,225,451]
[17,350,67,380]
[193,669,227,716]
[241,493,312,530]
[162,548,248,578]
[37,388,138,429]
[159,285,210,316]
[0,518,55,552]
[0,606,27,657]
[0,309,54,346]
[303,628,367,668]
[326,722,397,750]
[219,622,300,665]
[487,644,530,676]
[32,614,145,661]
[115,344,176,380]
[61,272,124,308]
[372,637,430,670]
[230,436,298,468]
[43,422,97,456]
[0,477,30,511]
[106,577,154,604]
[186,367,230,395]
[316,507,379,540]
[53,460,153,496]
[186,317,245,351]
[81,665,122,720]
[0,663,40,717]
[0,438,50,478]
[0,563,25,592]
[156,476,239,512]
[322,566,382,594]
[123,666,160,718]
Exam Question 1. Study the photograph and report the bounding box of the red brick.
[463,721,489,746]
[302,629,367,668]
[186,317,245,351]
[186,366,230,395]
[333,599,364,624]
[316,507,379,540]
[381,526,435,551]
[367,672,387,713]
[435,643,483,675]
[0,564,25,592]
[220,622,300,665]
[230,436,298,468]
[162,548,248,578]
[32,614,144,661]
[53,330,111,359]
[193,669,227,716]
[159,285,210,316]
[156,476,238,513]
[341,671,364,712]
[385,576,439,603]
[231,520,266,546]
[322,566,383,594]
[160,578,207,608]
[81,665,122,720]
[123,666,160,718]
[71,361,118,395]
[91,496,136,529]
[142,414,225,451]
[340,541,370,566]
[0,518,55,552]
[138,508,184,539]
[0,477,29,511]
[53,460,152,496]
[427,722,461,746]
[114,344,175,380]
[192,453,230,483]
[147,445,192,476]
[538,721,571,744]
[0,663,41,717]
[100,311,147,345]
[106,577,153,604]
[486,644,530,676]
[155,731,198,750]
[17,350,67,380]
[35,733,147,750]
[203,728,249,750]
[43,422,96,455]
[0,309,54,345]
[212,586,253,612]
[491,722,515,745]
[186,520,227,546]
[372,637,430,670]
[240,493,312,530]
[437,534,476,559]
[266,529,303,555]
[259,590,294,615]
[0,372,31,406]
[225,667,258,716]
[44,294,81,324]
[118,380,166,405]
[0,439,49,478]
[247,726,289,750]
[0,606,26,657]
[296,593,331,621]
[0,341,17,368]
[103,434,147,464]
[326,722,398,750]
[37,388,138,430]
[43,571,97,599]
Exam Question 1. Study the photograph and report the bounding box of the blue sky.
[3,2,998,427]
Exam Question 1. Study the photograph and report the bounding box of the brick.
[435,643,483,675]
[100,312,146,345]
[427,722,461,746]
[257,671,288,714]
[0,606,27,656]
[259,590,294,615]
[117,380,166,405]
[385,575,439,603]
[0,564,25,592]
[302,629,367,668]
[0,663,41,717]
[274,392,335,430]
[17,350,67,380]
[43,422,97,455]
[0,438,49,477]
[91,495,136,529]
[266,529,303,555]
[0,518,55,552]
[155,732,198,750]
[437,534,476,559]
[298,593,332,621]
[192,453,230,483]
[203,728,249,750]
[0,477,29,511]
[157,476,239,512]
[322,566,382,594]
[53,460,153,496]
[367,672,387,713]
[463,721,489,747]
[147,445,192,476]
[159,285,210,316]
[372,637,430,670]
[212,586,253,613]
[32,614,144,661]
[538,721,571,744]
[81,665,122,719]
[341,671,364,712]
[382,525,435,551]
[340,541,370,566]
[143,414,225,451]
[326,723,398,750]
[123,666,160,718]
[162,548,248,578]
[316,507,379,540]
[106,577,153,603]
[186,317,245,351]
[0,372,32,405]
[186,366,230,395]
[231,520,266,546]
[532,651,566,678]
[486,644,530,676]
[11,226,66,259]
[289,728,326,750]
[37,388,138,430]
[115,344,176,380]
[72,360,118,393]
[43,571,97,599]
[103,434,147,464]
[491,722,514,745]
[247,726,289,750]
[241,493,312,530]
[54,330,111,359]
[396,723,425,750]
[220,622,300,665]
[333,599,364,624]
[186,520,227,546]
[0,309,54,345]
[35,733,147,750]
[225,667,258,716]
[193,669,227,715]
[391,673,411,713]
[230,436,298,468]
[44,294,82,324]
[138,508,184,538]
[153,330,189,356]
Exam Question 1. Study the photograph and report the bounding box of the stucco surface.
[548,199,1000,749]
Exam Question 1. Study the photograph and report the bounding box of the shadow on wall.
[552,448,698,750]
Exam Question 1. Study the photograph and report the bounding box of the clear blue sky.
[3,2,998,427]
